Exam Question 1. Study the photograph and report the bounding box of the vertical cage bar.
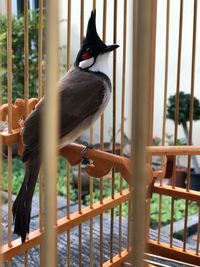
[174,0,183,145]
[78,164,82,214]
[78,4,84,263]
[183,200,188,251]
[89,133,93,267]
[89,3,96,265]
[196,206,200,255]
[161,0,170,144]
[80,0,84,43]
[158,0,170,245]
[146,0,157,248]
[119,0,127,257]
[67,2,71,265]
[78,163,82,266]
[79,224,82,267]
[99,1,107,266]
[89,216,93,267]
[7,0,12,133]
[7,147,12,247]
[66,162,71,266]
[38,0,44,230]
[131,0,155,265]
[110,0,118,262]
[24,0,29,116]
[7,0,13,253]
[93,0,96,10]
[186,0,198,192]
[169,198,174,247]
[170,0,184,249]
[183,0,198,252]
[147,1,157,147]
[67,228,71,266]
[24,1,29,261]
[38,0,43,99]
[41,0,59,265]
[100,0,107,152]
[24,252,28,266]
[38,6,44,265]
[67,0,71,69]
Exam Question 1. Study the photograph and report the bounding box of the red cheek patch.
[82,52,90,60]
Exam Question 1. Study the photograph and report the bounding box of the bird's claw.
[81,142,94,165]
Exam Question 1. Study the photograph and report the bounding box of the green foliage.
[57,157,76,200]
[84,174,129,217]
[2,156,76,200]
[0,10,42,103]
[167,91,200,125]
[2,157,25,194]
[165,133,187,146]
[150,193,198,228]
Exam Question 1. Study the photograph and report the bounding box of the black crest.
[85,10,106,52]
[75,10,119,66]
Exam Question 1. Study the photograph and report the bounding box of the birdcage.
[0,0,200,266]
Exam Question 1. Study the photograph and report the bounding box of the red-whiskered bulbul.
[12,10,119,243]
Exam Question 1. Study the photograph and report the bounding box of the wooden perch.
[0,98,39,148]
[0,98,189,191]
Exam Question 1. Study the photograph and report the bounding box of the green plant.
[84,174,129,217]
[2,156,76,200]
[153,136,161,146]
[0,10,43,103]
[165,133,187,146]
[150,193,198,228]
[167,91,200,172]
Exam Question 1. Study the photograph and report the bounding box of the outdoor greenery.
[2,156,76,200]
[167,91,200,172]
[150,193,198,228]
[0,10,42,103]
[167,91,200,126]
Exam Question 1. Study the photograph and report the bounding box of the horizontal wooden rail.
[148,240,200,266]
[1,189,131,261]
[102,250,130,267]
[57,189,131,234]
[147,146,200,156]
[153,184,200,202]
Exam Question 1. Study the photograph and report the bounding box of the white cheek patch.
[79,57,95,69]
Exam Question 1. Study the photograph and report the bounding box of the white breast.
[89,53,111,79]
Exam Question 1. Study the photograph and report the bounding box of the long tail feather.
[12,156,40,243]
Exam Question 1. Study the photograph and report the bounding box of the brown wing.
[22,68,111,161]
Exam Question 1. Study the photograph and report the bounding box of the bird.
[12,10,119,243]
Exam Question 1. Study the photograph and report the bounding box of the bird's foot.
[81,142,94,165]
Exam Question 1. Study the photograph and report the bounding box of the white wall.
[154,0,200,146]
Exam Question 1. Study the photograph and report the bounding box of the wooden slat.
[102,250,130,267]
[38,0,43,99]
[24,0,29,116]
[41,0,59,265]
[148,240,200,266]
[7,0,12,133]
[153,184,200,202]
[146,146,200,156]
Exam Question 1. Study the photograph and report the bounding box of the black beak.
[102,44,119,53]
